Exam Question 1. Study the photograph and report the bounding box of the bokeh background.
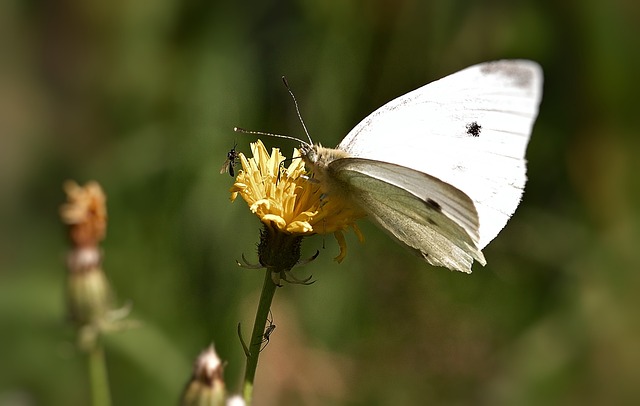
[2,0,640,405]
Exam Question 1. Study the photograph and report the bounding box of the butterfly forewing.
[338,60,543,249]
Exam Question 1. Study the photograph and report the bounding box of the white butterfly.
[299,60,543,273]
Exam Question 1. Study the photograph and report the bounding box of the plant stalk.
[88,341,112,406]
[242,268,278,404]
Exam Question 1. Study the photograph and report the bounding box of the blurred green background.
[2,0,640,405]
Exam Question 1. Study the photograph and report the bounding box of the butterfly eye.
[299,144,317,163]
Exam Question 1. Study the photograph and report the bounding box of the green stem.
[241,225,302,404]
[88,341,112,406]
[242,268,278,404]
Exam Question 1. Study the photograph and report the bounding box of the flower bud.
[181,345,227,406]
[66,247,111,326]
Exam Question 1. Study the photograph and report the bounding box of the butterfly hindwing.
[328,158,486,273]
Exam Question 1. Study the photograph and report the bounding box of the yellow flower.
[230,140,365,262]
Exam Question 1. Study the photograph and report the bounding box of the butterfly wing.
[338,60,543,249]
[328,158,486,273]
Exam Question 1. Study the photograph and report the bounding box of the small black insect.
[466,121,482,137]
[220,143,239,177]
[260,310,276,351]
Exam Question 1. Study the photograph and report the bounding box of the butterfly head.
[299,143,349,171]
[298,142,318,166]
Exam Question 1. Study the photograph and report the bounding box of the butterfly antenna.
[233,127,306,144]
[281,76,313,145]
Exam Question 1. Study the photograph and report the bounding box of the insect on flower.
[220,143,240,177]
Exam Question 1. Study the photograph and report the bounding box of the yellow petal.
[229,139,366,262]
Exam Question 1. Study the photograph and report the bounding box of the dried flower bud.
[60,181,113,329]
[181,345,227,406]
[60,180,107,247]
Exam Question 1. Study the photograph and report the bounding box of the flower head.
[60,180,116,345]
[60,180,107,247]
[230,140,364,262]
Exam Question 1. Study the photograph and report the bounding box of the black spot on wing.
[466,121,481,137]
[424,199,441,226]
[425,198,442,212]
